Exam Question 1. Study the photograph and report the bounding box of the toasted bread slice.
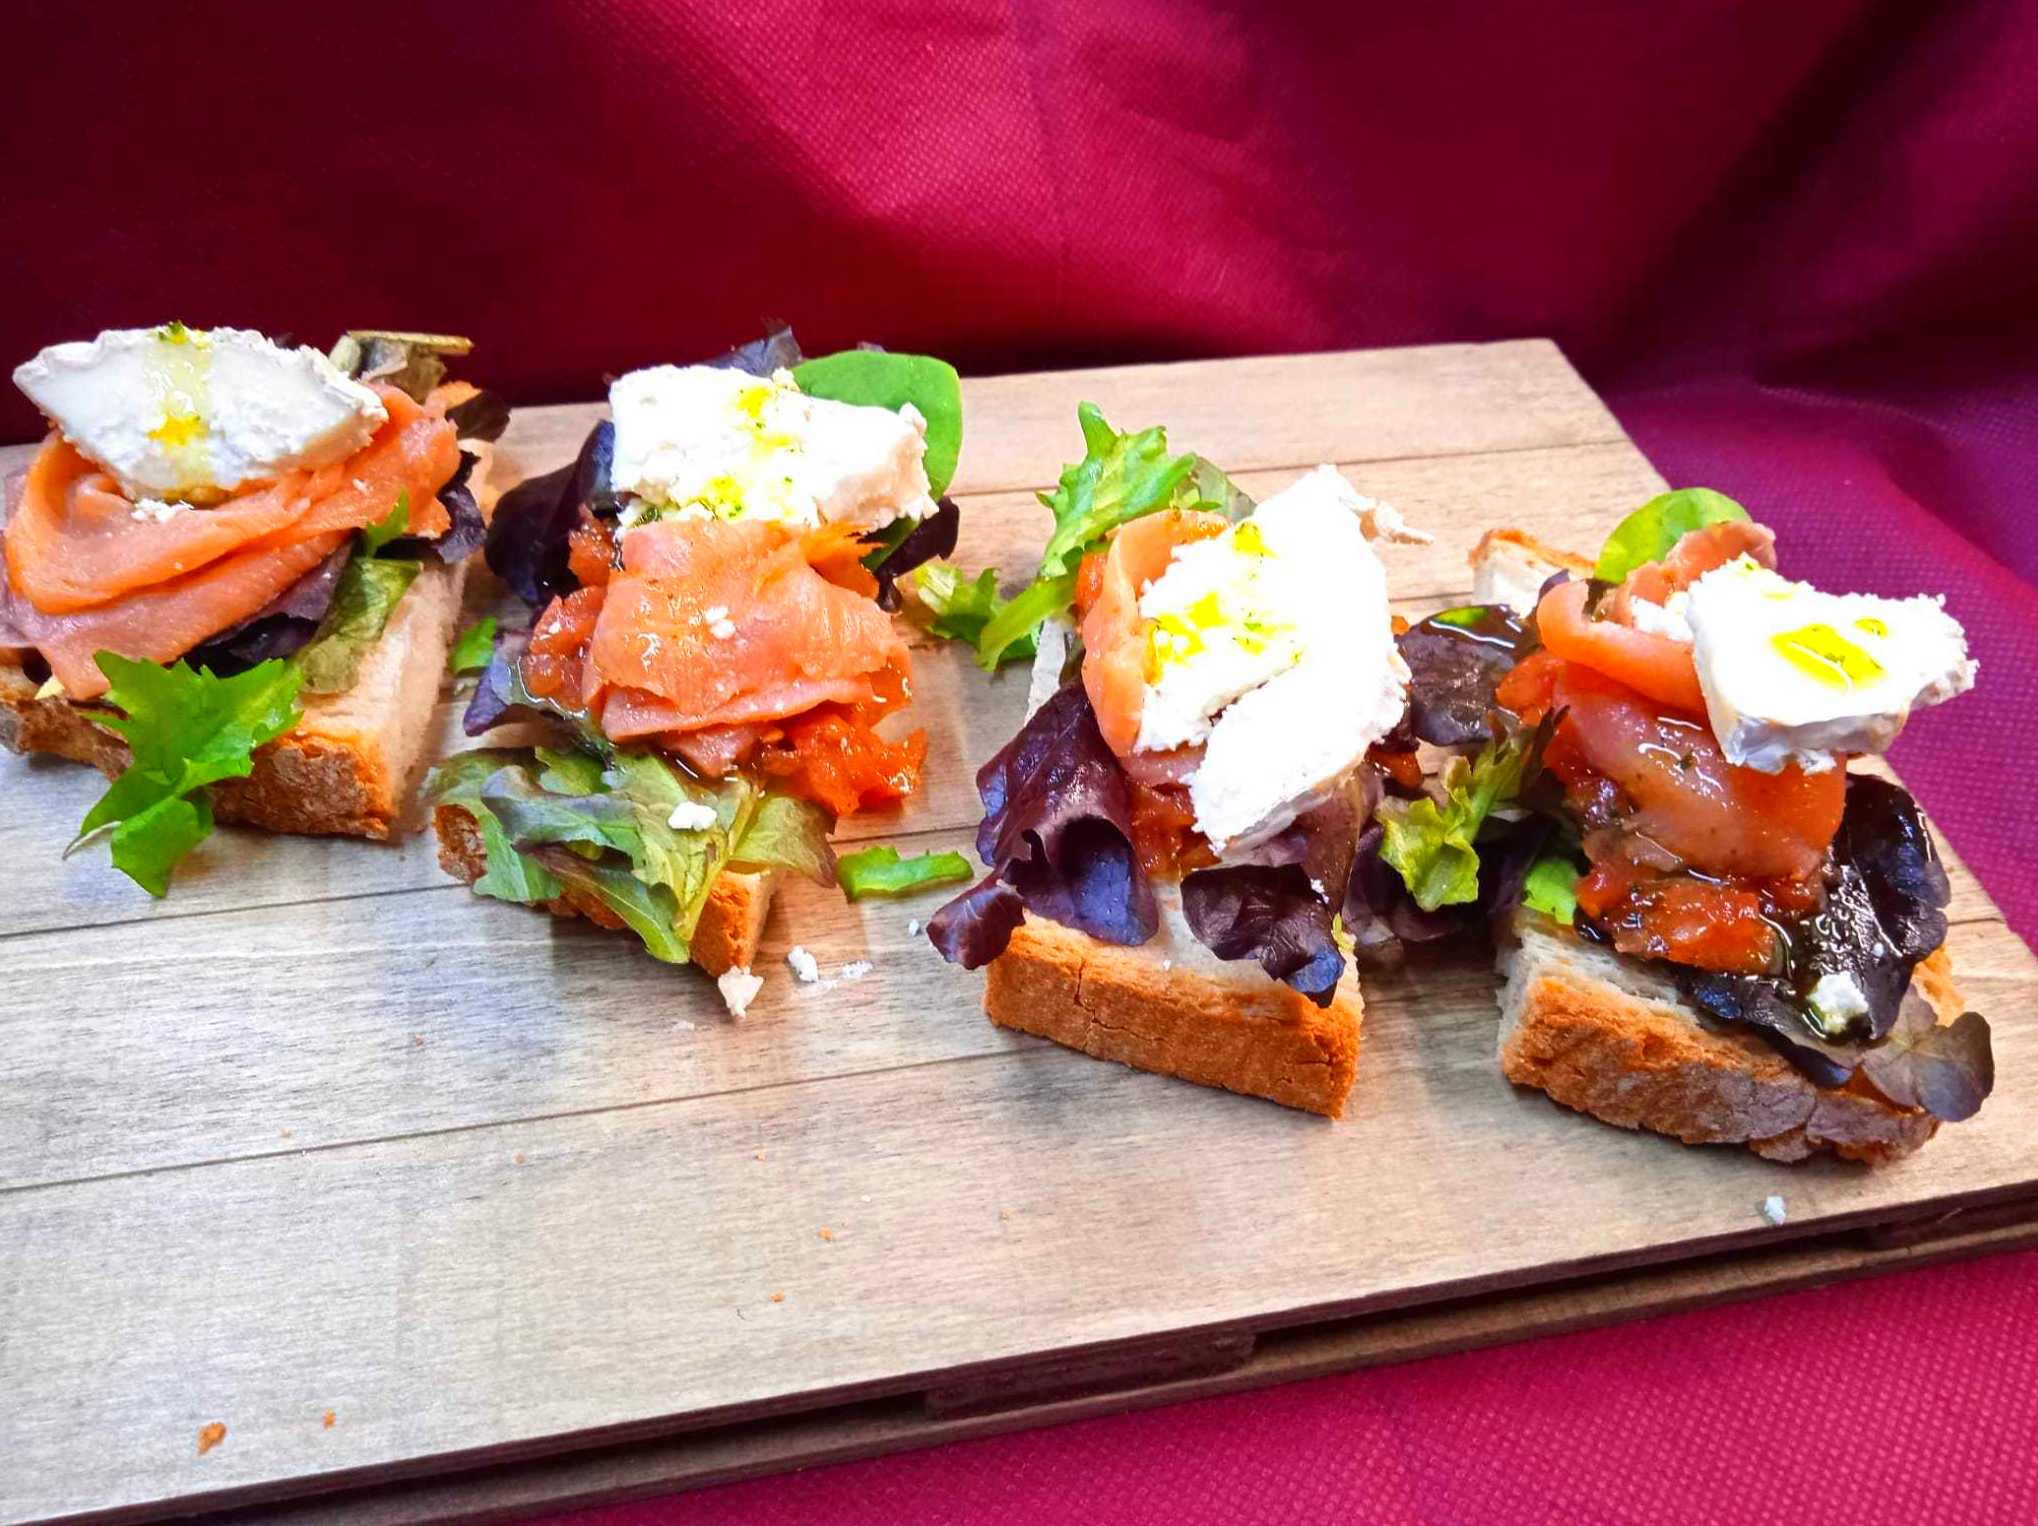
[1468,527,1593,614]
[431,802,774,979]
[1,558,469,839]
[1497,910,1955,1163]
[1,442,495,840]
[1472,527,1967,1162]
[982,887,1364,1118]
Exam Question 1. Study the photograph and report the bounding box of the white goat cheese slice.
[1135,466,1410,850]
[608,365,934,533]
[1686,557,1974,773]
[13,325,386,501]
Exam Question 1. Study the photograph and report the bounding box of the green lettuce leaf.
[1378,719,1549,912]
[526,850,691,963]
[972,403,1246,668]
[432,745,829,962]
[1593,488,1751,584]
[1522,854,1582,924]
[359,492,413,558]
[835,844,974,901]
[733,792,838,885]
[449,616,498,674]
[911,562,1039,670]
[601,750,757,942]
[294,556,421,695]
[792,350,964,496]
[480,766,644,858]
[77,655,303,896]
[426,749,564,903]
[535,745,607,795]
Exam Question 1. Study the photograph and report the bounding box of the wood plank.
[4,917,2033,1524]
[0,825,985,1190]
[215,1216,2038,1526]
[4,342,2033,1526]
[0,826,2010,1192]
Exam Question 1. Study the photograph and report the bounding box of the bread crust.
[1,560,468,839]
[1497,910,1953,1163]
[432,802,773,978]
[983,900,1364,1119]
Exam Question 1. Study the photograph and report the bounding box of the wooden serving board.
[3,342,2034,1526]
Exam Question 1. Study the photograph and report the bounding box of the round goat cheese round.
[12,325,387,502]
[608,365,934,533]
[1685,556,1975,773]
[1136,466,1410,851]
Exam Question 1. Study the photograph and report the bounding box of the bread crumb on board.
[1761,1194,1788,1226]
[197,1422,227,1455]
[770,1291,786,1304]
[818,1227,835,1242]
[322,1410,336,1430]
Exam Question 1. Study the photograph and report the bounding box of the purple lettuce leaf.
[479,329,800,612]
[1180,774,1374,1003]
[184,543,353,674]
[869,498,959,610]
[1859,996,1993,1123]
[1671,774,1989,1117]
[446,390,511,443]
[384,450,486,565]
[710,323,804,377]
[925,874,1028,968]
[928,682,1155,967]
[1396,605,1531,747]
[485,421,614,607]
[462,625,533,734]
[1181,865,1344,1003]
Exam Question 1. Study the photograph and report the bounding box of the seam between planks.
[0,819,979,943]
[0,1043,1060,1199]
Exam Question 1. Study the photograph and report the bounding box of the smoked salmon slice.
[1077,507,1226,763]
[583,516,910,738]
[1,385,460,700]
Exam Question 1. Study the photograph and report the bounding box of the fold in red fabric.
[4,1,2033,1520]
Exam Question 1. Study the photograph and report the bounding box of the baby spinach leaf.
[1593,488,1750,584]
[793,350,964,496]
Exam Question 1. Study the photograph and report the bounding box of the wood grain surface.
[3,342,2033,1526]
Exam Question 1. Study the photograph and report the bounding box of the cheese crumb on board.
[717,966,763,1018]
[1760,1195,1788,1226]
[840,960,874,981]
[787,946,821,983]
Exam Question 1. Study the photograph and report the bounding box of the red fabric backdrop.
[7,1,2035,1519]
